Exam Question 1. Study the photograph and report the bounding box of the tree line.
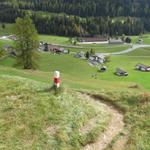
[0,0,150,36]
[2,0,150,17]
[33,14,144,36]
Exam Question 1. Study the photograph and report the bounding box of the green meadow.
[124,47,150,56]
[1,52,150,91]
[130,34,150,44]
[0,27,150,149]
[0,23,14,36]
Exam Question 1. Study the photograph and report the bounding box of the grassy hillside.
[0,23,14,36]
[124,47,150,56]
[39,35,70,45]
[0,75,110,150]
[0,54,140,91]
[0,37,150,149]
[0,72,149,150]
[130,34,150,44]
[69,44,130,53]
[0,52,150,91]
[93,89,150,150]
[0,39,13,48]
[0,18,150,150]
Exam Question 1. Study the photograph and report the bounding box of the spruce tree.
[85,51,90,59]
[15,16,39,69]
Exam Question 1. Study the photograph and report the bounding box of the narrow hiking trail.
[80,93,125,150]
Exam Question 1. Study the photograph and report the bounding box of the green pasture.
[0,52,150,91]
[0,39,13,48]
[124,47,150,56]
[0,23,14,36]
[39,35,70,45]
[130,34,150,44]
[69,44,130,53]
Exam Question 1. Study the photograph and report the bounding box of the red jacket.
[54,78,60,84]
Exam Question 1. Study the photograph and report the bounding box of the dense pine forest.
[1,0,150,36]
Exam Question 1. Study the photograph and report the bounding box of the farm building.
[3,45,17,57]
[8,35,16,41]
[79,36,108,44]
[135,64,150,72]
[136,38,143,44]
[3,45,14,51]
[39,42,68,54]
[115,68,128,76]
[39,41,45,51]
[89,54,105,64]
[109,38,124,44]
[74,51,85,59]
[48,44,68,54]
[88,54,105,66]
[48,44,62,53]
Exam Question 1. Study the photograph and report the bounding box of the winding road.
[96,44,150,56]
[1,35,150,56]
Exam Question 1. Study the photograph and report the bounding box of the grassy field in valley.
[39,35,70,45]
[0,54,141,91]
[124,47,150,56]
[39,35,131,53]
[0,64,149,149]
[130,34,150,44]
[0,39,13,48]
[1,53,150,91]
[68,44,130,53]
[0,23,14,36]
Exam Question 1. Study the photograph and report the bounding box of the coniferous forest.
[1,0,150,36]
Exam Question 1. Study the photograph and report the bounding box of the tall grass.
[0,76,110,149]
[92,89,150,150]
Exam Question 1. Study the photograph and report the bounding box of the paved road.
[96,44,150,56]
[111,44,150,55]
[0,35,13,40]
[1,35,150,56]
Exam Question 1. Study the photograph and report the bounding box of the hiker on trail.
[54,71,61,88]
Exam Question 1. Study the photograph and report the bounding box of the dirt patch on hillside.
[79,93,126,150]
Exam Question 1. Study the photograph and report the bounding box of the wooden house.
[115,68,128,76]
[135,64,150,72]
[109,38,124,44]
[48,44,67,54]
[89,54,105,64]
[79,36,108,44]
[74,51,85,59]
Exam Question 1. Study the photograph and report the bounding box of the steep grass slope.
[0,75,110,150]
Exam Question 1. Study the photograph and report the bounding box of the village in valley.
[2,33,150,78]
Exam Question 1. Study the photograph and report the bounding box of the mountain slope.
[2,0,150,17]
